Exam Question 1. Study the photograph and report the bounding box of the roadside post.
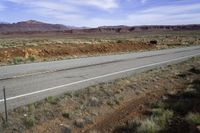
[3,86,8,122]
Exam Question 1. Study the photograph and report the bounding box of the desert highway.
[0,46,200,112]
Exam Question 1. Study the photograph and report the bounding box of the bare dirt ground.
[0,41,154,65]
[0,57,200,133]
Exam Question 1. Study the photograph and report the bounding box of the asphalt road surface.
[0,46,200,112]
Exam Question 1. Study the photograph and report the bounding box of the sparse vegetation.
[46,96,58,105]
[186,113,200,125]
[112,66,200,133]
[0,31,200,66]
[0,57,200,132]
[65,92,73,98]
[74,118,85,128]
[116,40,123,43]
[23,115,36,128]
[107,100,115,107]
[138,118,160,133]
[114,95,124,105]
[171,100,191,114]
[27,56,36,62]
[123,109,174,133]
[88,97,101,107]
[28,104,35,113]
[13,56,24,64]
[62,112,71,119]
[126,120,141,132]
[154,109,174,128]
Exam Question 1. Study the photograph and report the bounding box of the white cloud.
[87,0,118,9]
[141,0,147,4]
[33,2,76,12]
[30,7,84,22]
[80,3,200,27]
[127,3,200,25]
[142,3,200,14]
[2,0,200,26]
[127,0,148,4]
[5,0,79,12]
[71,0,118,9]
[3,0,119,26]
[5,0,119,10]
[3,0,119,23]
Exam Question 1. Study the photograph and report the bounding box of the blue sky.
[0,0,200,27]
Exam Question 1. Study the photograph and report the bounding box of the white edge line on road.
[0,53,200,103]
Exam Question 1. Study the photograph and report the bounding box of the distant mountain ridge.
[0,20,82,33]
[17,20,44,24]
[0,20,200,34]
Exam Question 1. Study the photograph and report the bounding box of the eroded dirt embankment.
[0,41,154,65]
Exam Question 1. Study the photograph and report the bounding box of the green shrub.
[155,110,174,128]
[1,121,9,130]
[28,56,36,62]
[114,95,124,105]
[73,92,81,97]
[172,101,191,114]
[107,100,114,107]
[138,118,160,133]
[27,104,35,113]
[126,120,141,132]
[13,57,24,64]
[186,113,200,125]
[114,99,120,105]
[183,88,198,98]
[65,92,73,98]
[153,101,167,109]
[46,96,58,105]
[23,115,35,128]
[117,40,123,43]
[151,108,164,116]
[62,112,71,119]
